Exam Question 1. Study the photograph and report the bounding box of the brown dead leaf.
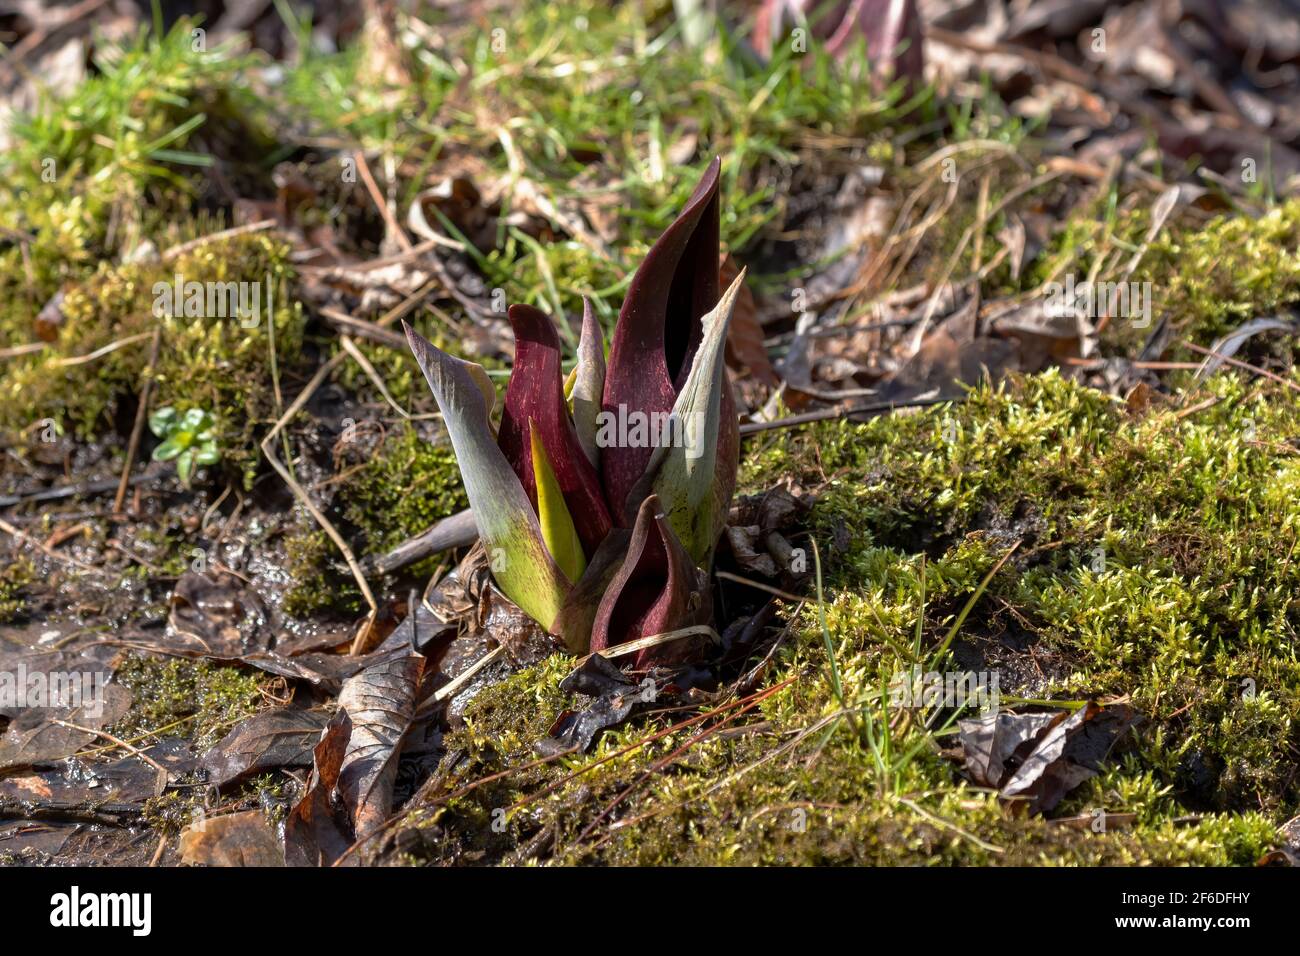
[337,654,426,839]
[958,702,1136,815]
[180,810,285,867]
[283,711,353,867]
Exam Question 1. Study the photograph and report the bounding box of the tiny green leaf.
[176,448,195,487]
[152,435,185,461]
[148,406,177,438]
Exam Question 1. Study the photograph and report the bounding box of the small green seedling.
[149,406,219,487]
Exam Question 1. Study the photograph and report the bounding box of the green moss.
[282,528,362,618]
[0,234,303,485]
[748,371,1300,816]
[282,420,467,617]
[0,556,35,623]
[1138,199,1300,343]
[0,21,263,320]
[419,622,1277,865]
[343,423,467,554]
[1034,196,1300,355]
[109,654,265,750]
[142,789,206,836]
[392,370,1298,865]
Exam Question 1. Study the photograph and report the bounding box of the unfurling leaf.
[602,158,721,521]
[591,494,712,668]
[640,268,746,565]
[571,298,606,469]
[531,420,586,583]
[499,304,613,557]
[404,322,571,630]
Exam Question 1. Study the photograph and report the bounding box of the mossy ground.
[404,370,1295,865]
[108,654,270,751]
[1,235,303,484]
[0,557,35,623]
[1,4,1299,866]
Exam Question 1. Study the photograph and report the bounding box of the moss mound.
[400,370,1294,865]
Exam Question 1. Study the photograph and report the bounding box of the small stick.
[1174,395,1222,419]
[339,334,412,419]
[0,471,156,508]
[0,517,110,576]
[714,571,807,603]
[0,342,46,359]
[1183,342,1300,394]
[43,522,89,549]
[260,354,378,617]
[115,328,161,514]
[50,719,170,794]
[581,625,721,664]
[354,150,412,253]
[51,331,153,367]
[319,307,408,349]
[161,219,277,263]
[740,396,958,436]
[416,645,506,716]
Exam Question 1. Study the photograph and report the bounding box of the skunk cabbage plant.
[753,0,924,91]
[404,158,743,664]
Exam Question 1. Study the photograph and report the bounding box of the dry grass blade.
[259,353,378,623]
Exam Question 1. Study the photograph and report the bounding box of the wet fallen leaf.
[725,525,779,577]
[155,569,428,689]
[540,655,665,754]
[283,711,353,867]
[180,810,285,867]
[0,684,132,771]
[957,702,1135,815]
[337,654,426,839]
[201,706,334,788]
[0,740,195,821]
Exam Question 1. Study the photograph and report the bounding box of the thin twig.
[573,678,790,845]
[0,517,110,576]
[1183,342,1300,394]
[354,150,412,252]
[51,331,153,367]
[741,396,958,436]
[161,219,277,263]
[414,645,506,718]
[115,328,161,513]
[580,625,720,663]
[50,719,169,792]
[259,354,378,616]
[339,334,412,419]
[0,342,46,359]
[714,571,807,603]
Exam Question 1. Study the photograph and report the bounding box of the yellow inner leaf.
[530,421,586,583]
